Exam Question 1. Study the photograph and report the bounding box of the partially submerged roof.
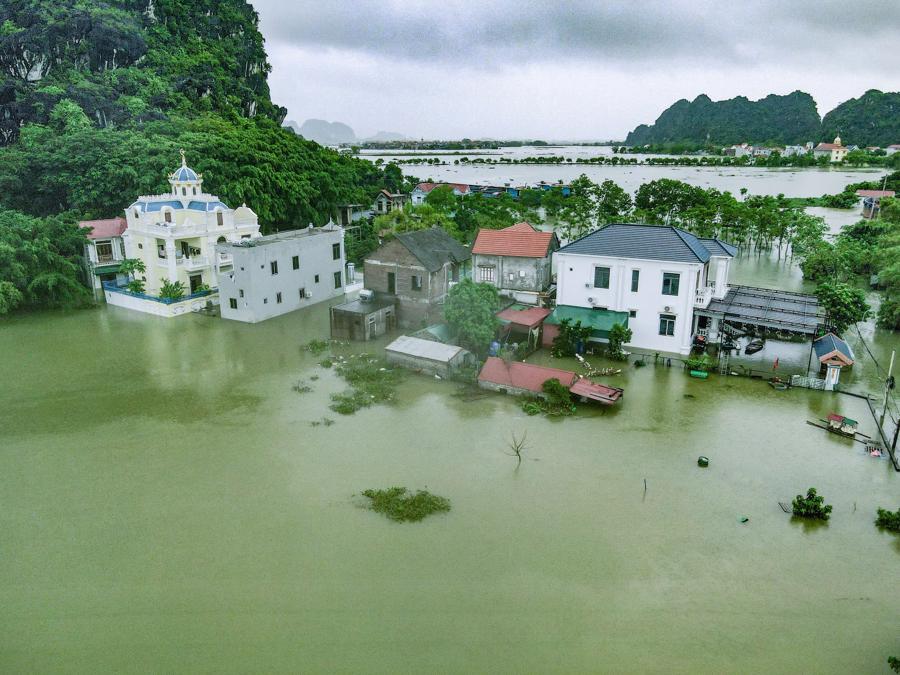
[472,222,558,258]
[544,305,629,339]
[497,305,552,328]
[569,379,623,405]
[385,335,467,363]
[394,228,471,272]
[80,217,126,239]
[413,323,453,343]
[856,189,895,199]
[478,357,577,392]
[558,223,719,264]
[813,332,854,366]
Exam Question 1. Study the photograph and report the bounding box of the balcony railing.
[183,255,210,270]
[103,281,217,305]
[694,286,713,308]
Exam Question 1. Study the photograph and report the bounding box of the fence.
[790,375,826,390]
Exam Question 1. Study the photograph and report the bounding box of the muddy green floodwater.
[1,257,898,673]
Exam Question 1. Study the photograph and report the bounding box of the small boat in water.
[744,339,764,355]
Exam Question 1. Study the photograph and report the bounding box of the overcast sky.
[254,0,900,141]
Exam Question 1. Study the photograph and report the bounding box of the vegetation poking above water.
[875,507,900,533]
[522,378,577,417]
[361,487,451,523]
[792,487,833,521]
[329,354,403,415]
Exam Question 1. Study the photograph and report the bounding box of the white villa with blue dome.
[105,151,261,316]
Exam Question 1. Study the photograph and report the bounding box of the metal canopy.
[695,285,825,334]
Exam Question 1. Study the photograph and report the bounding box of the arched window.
[164,210,172,223]
[134,210,139,219]
[216,211,224,227]
[217,236,226,244]
[193,187,197,196]
[182,187,186,196]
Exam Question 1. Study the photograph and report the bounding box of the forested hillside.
[625,90,900,147]
[821,90,900,148]
[0,0,391,313]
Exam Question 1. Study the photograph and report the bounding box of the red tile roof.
[856,189,895,198]
[414,182,471,195]
[472,222,557,258]
[814,143,845,151]
[79,217,127,239]
[497,306,551,328]
[478,357,576,393]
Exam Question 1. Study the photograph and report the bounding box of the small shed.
[569,379,624,406]
[813,332,854,391]
[856,189,895,219]
[385,335,473,376]
[330,296,396,341]
[497,305,552,351]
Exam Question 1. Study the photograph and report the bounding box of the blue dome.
[173,165,198,181]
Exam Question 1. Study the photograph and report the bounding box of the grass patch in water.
[328,354,403,415]
[361,487,451,522]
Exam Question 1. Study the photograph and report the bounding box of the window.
[164,211,172,223]
[299,288,306,299]
[182,187,186,196]
[138,243,143,249]
[239,289,244,298]
[478,266,495,282]
[263,297,268,304]
[629,310,637,318]
[631,269,640,292]
[193,187,197,196]
[276,292,282,304]
[593,266,610,289]
[315,274,320,284]
[332,243,341,260]
[292,255,299,270]
[333,271,342,289]
[270,261,279,275]
[216,211,224,227]
[662,273,680,296]
[508,273,515,281]
[659,313,676,336]
[229,298,237,309]
[411,275,422,291]
[519,270,526,278]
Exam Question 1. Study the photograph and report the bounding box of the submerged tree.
[791,487,833,521]
[443,279,500,354]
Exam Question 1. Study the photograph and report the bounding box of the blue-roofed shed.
[813,333,854,367]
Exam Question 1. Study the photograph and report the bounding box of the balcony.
[217,252,233,265]
[183,255,210,271]
[694,286,713,308]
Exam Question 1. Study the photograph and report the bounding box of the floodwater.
[362,145,888,199]
[1,252,898,673]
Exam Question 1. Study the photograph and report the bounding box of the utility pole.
[879,350,895,429]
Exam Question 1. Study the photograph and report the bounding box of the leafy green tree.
[551,318,592,357]
[424,184,456,212]
[815,281,871,333]
[443,279,499,354]
[791,487,832,521]
[875,507,900,533]
[606,323,633,360]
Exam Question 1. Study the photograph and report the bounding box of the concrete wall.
[472,253,551,304]
[330,304,395,340]
[219,228,345,323]
[555,252,703,355]
[385,351,467,377]
[105,288,218,317]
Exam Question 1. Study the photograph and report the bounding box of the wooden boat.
[744,338,764,355]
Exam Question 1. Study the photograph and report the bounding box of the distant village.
[77,152,887,430]
[722,136,900,162]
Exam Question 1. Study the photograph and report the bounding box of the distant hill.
[625,91,821,146]
[365,130,408,142]
[821,90,900,147]
[286,119,357,145]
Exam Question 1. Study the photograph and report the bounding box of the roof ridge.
[671,226,709,263]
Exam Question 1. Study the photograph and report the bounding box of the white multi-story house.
[554,223,736,355]
[105,152,262,316]
[218,223,346,323]
[80,217,128,296]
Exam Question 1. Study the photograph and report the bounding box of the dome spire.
[180,148,187,167]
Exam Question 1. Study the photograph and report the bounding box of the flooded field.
[1,277,897,672]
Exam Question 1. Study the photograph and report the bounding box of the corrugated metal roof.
[544,305,629,338]
[395,228,471,272]
[496,306,551,328]
[385,335,467,363]
[558,223,711,263]
[569,379,623,405]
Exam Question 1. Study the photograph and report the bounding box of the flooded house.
[363,228,471,328]
[472,222,559,305]
[81,217,128,297]
[384,335,473,377]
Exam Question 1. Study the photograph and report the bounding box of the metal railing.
[103,281,217,305]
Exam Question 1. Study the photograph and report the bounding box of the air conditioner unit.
[587,297,595,304]
[358,289,374,302]
[664,306,672,312]
[305,290,314,299]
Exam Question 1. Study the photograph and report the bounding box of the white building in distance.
[105,151,262,316]
[218,223,346,323]
[554,223,736,355]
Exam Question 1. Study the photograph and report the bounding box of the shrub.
[304,339,330,355]
[159,277,185,300]
[361,487,451,522]
[875,507,900,532]
[792,487,833,521]
[551,318,592,357]
[126,279,145,294]
[606,323,633,360]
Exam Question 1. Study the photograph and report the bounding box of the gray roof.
[385,335,467,363]
[813,333,854,362]
[395,228,471,272]
[558,223,721,264]
[698,238,738,257]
